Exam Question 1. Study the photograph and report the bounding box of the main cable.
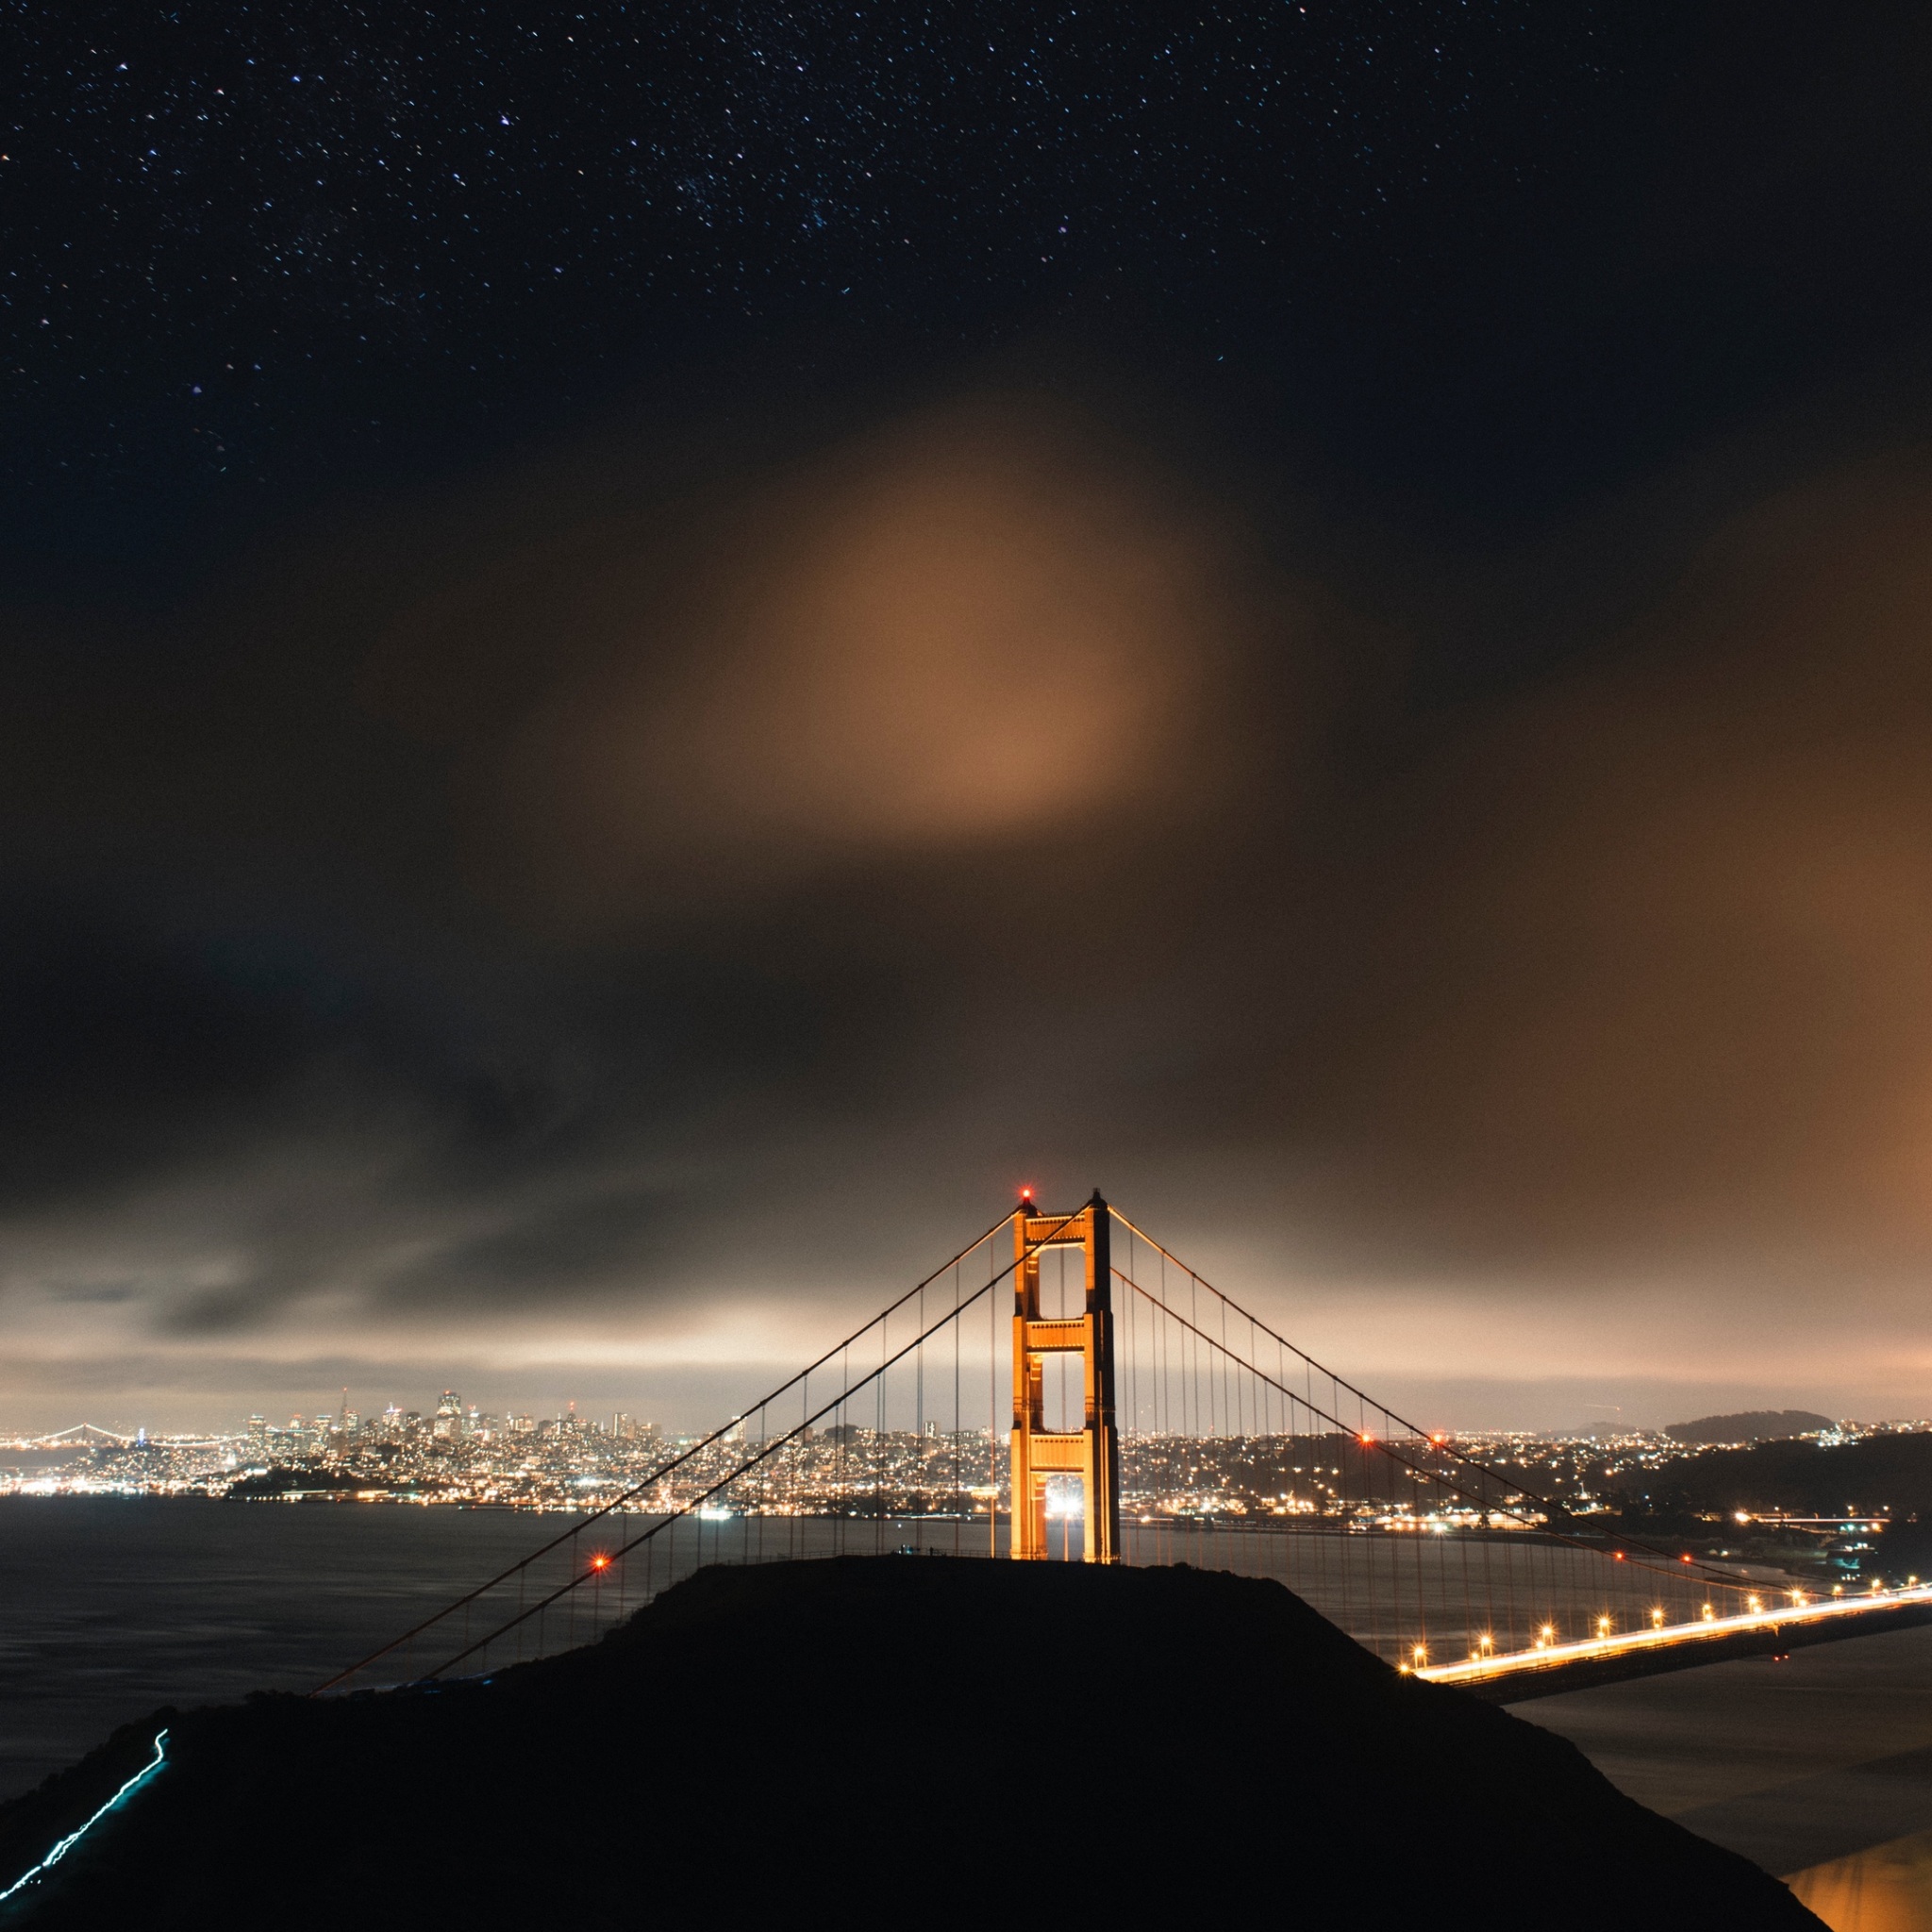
[313,1211,1013,1693]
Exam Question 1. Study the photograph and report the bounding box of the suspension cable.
[313,1211,1013,1693]
[1117,1269,1759,1607]
[318,1206,1097,1691]
[1110,1212,1766,1594]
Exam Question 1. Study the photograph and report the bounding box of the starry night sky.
[8,2,1932,1431]
[14,5,1924,576]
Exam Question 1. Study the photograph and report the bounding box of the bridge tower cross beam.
[1008,1190,1120,1563]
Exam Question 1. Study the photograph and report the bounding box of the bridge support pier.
[1009,1191,1120,1563]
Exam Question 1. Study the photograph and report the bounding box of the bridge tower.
[1009,1191,1120,1562]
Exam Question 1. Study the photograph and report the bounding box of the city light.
[21,1396,1923,1695]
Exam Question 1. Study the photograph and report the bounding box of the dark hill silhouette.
[1617,1431,1932,1528]
[0,1558,1821,1930]
[1663,1410,1834,1444]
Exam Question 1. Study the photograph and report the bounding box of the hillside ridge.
[0,1557,1822,1930]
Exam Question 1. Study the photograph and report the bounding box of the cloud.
[1276,454,1932,1285]
[9,388,1932,1428]
[364,391,1279,924]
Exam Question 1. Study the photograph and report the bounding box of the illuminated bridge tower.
[1009,1191,1120,1563]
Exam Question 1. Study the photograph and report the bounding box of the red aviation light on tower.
[589,1553,610,1573]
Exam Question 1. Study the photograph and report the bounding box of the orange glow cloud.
[485,393,1262,912]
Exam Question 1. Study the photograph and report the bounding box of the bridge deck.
[1427,1586,1932,1701]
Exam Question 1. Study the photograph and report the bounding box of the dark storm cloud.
[11,398,1932,1433]
[0,883,578,1209]
[0,383,1292,1351]
[10,385,1932,1353]
[391,1189,686,1302]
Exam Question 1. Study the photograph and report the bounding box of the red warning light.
[590,1553,610,1572]
[1613,1551,1625,1561]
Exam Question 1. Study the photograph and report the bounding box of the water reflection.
[1790,1828,1932,1931]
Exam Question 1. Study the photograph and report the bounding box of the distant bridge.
[320,1195,1927,1697]
[13,1424,138,1448]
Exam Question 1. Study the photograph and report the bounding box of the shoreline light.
[1418,1583,1932,1687]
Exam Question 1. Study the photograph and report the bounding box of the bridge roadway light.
[1650,1607,1665,1628]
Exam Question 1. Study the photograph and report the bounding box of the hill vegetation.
[1614,1430,1932,1524]
[1662,1410,1834,1444]
[1605,1430,1932,1581]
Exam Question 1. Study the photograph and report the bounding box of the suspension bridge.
[319,1193,1932,1699]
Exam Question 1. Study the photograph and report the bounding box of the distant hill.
[1613,1430,1932,1526]
[1664,1409,1835,1444]
[0,1558,1820,1929]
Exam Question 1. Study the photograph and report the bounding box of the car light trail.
[1415,1584,1932,1687]
[0,1726,170,1904]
